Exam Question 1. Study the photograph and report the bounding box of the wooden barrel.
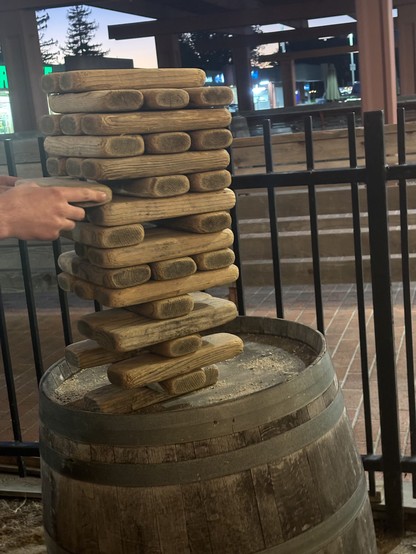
[39,316,377,554]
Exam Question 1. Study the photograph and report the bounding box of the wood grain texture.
[41,72,64,93]
[158,211,231,233]
[184,86,234,107]
[143,132,191,154]
[61,221,145,248]
[81,108,231,136]
[60,113,85,135]
[150,256,196,281]
[40,114,62,136]
[127,294,194,320]
[49,68,206,93]
[81,227,234,268]
[107,333,243,388]
[159,368,207,395]
[61,264,239,308]
[141,88,189,110]
[48,89,144,113]
[44,135,145,158]
[57,272,96,300]
[192,248,235,271]
[81,149,230,181]
[189,129,233,151]
[46,157,67,176]
[83,365,218,413]
[65,339,137,370]
[77,293,238,351]
[58,251,151,289]
[150,334,202,358]
[65,157,83,177]
[188,170,232,192]
[86,187,235,226]
[106,175,190,198]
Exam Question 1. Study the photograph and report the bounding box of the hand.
[0,183,108,240]
[0,175,18,188]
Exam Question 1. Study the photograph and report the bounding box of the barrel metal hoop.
[39,355,335,446]
[41,390,344,486]
[260,474,369,554]
[43,528,72,554]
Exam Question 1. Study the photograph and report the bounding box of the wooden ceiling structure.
[0,0,416,131]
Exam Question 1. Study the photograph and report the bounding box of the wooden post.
[355,0,397,123]
[155,34,182,68]
[232,45,254,112]
[280,59,296,107]
[0,9,49,132]
[397,2,416,96]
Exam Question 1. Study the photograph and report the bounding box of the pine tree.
[36,10,59,64]
[64,5,108,57]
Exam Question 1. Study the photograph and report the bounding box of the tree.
[36,10,59,64]
[64,5,108,57]
[179,27,262,71]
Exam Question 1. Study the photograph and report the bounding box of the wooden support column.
[232,45,253,112]
[397,2,416,96]
[0,9,48,132]
[280,59,296,107]
[154,34,182,68]
[355,0,397,123]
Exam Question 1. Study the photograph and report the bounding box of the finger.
[63,205,86,221]
[56,187,109,204]
[0,176,18,187]
[59,219,77,232]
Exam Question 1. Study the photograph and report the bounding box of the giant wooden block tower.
[40,68,243,413]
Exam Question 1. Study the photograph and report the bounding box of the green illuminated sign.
[0,65,54,89]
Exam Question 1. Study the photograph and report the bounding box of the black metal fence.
[0,109,415,535]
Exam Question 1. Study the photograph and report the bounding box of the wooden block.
[44,135,145,158]
[83,365,217,414]
[188,169,232,192]
[82,227,234,268]
[150,334,202,358]
[62,264,239,308]
[105,175,190,198]
[127,294,194,320]
[74,242,88,259]
[108,333,243,388]
[48,89,144,113]
[60,113,85,135]
[200,364,220,386]
[57,272,96,300]
[65,157,83,177]
[81,149,230,182]
[80,108,231,136]
[40,114,63,136]
[158,211,232,233]
[141,88,189,110]
[150,257,196,281]
[43,68,206,93]
[61,220,145,248]
[143,132,191,154]
[46,157,67,176]
[184,86,234,107]
[65,339,137,370]
[77,293,238,352]
[58,251,151,289]
[15,177,112,207]
[41,72,64,93]
[189,129,233,151]
[160,368,206,394]
[193,248,235,271]
[86,187,235,226]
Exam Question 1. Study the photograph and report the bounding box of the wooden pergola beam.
[259,44,358,63]
[108,1,356,39]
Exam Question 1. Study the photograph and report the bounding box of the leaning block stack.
[40,68,243,414]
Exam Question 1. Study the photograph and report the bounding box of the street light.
[348,33,356,85]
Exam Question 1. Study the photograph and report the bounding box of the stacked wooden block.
[40,68,243,414]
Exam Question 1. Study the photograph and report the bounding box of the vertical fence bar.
[263,119,284,318]
[37,136,73,346]
[304,117,324,333]
[229,147,245,315]
[396,108,416,497]
[4,139,44,382]
[364,110,403,534]
[347,113,376,498]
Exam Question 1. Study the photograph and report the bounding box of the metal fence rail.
[0,110,415,535]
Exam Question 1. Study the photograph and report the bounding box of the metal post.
[364,110,404,534]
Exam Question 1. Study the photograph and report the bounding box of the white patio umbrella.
[325,63,341,101]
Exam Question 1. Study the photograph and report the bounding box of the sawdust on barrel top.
[52,333,318,410]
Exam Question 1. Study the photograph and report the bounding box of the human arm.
[0,182,108,240]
